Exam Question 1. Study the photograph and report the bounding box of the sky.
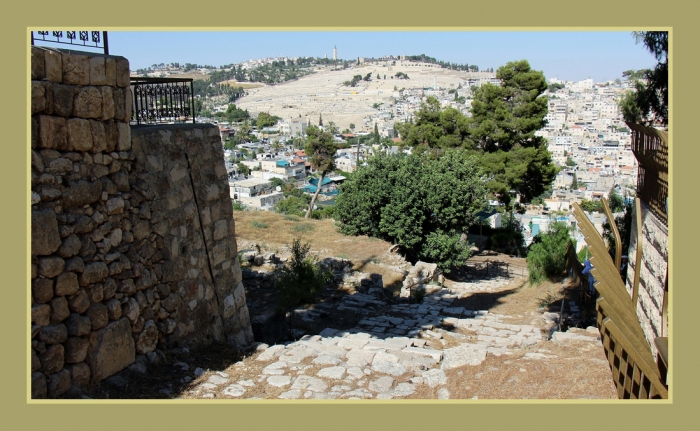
[51,31,659,83]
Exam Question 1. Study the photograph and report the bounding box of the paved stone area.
[178,274,602,399]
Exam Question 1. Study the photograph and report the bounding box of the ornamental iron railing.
[572,199,668,399]
[130,77,195,125]
[31,31,109,55]
[626,122,668,226]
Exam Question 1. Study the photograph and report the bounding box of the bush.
[485,227,525,256]
[526,221,572,285]
[232,201,246,211]
[577,246,589,263]
[250,221,269,229]
[275,239,334,311]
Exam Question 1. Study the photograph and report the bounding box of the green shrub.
[232,201,246,211]
[577,246,589,263]
[526,221,572,285]
[486,227,526,256]
[250,221,269,229]
[275,239,334,311]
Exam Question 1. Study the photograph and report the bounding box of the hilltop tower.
[333,45,337,60]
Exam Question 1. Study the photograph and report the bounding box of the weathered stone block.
[106,198,125,215]
[80,261,109,286]
[32,81,46,114]
[87,303,109,330]
[135,319,158,354]
[116,121,131,150]
[68,289,91,314]
[32,209,61,256]
[105,298,122,320]
[39,324,68,345]
[101,86,115,120]
[116,58,130,87]
[52,83,75,117]
[31,47,45,80]
[124,87,132,121]
[62,52,90,85]
[44,49,62,82]
[65,313,91,337]
[66,118,93,151]
[37,115,67,150]
[104,120,118,152]
[32,372,47,399]
[64,336,89,363]
[104,57,116,85]
[32,304,51,326]
[50,296,70,323]
[66,362,91,387]
[38,256,65,278]
[88,120,107,153]
[86,318,135,382]
[33,279,54,304]
[55,272,80,296]
[57,234,81,258]
[88,284,104,303]
[89,56,108,85]
[32,348,41,372]
[40,343,64,374]
[62,179,102,209]
[73,87,102,119]
[47,369,72,398]
[32,116,39,149]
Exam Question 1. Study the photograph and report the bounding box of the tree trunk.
[305,171,325,219]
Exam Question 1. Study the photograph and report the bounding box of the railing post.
[102,31,109,55]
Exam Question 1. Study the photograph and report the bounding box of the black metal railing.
[31,31,109,55]
[130,77,195,125]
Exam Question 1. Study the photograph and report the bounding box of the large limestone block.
[101,86,115,120]
[86,318,135,382]
[116,122,131,150]
[52,84,75,118]
[44,49,62,83]
[105,58,117,86]
[32,209,61,256]
[62,179,102,209]
[31,47,45,80]
[67,118,93,151]
[31,81,46,114]
[62,52,90,85]
[89,56,108,85]
[115,58,130,88]
[37,115,67,150]
[73,87,103,119]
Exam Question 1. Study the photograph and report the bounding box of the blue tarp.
[308,177,333,186]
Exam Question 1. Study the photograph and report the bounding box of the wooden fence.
[572,200,668,399]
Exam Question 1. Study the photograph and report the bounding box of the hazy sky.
[56,31,659,83]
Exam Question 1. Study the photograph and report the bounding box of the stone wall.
[625,201,668,357]
[30,47,253,399]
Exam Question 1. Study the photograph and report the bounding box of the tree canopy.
[303,126,338,218]
[620,31,668,127]
[334,150,488,272]
[395,60,557,206]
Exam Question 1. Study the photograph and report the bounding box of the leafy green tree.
[304,126,338,218]
[349,123,355,131]
[335,150,488,272]
[579,199,603,213]
[620,31,668,127]
[237,163,251,177]
[566,157,576,167]
[257,112,280,129]
[608,188,625,213]
[526,221,572,284]
[327,121,339,135]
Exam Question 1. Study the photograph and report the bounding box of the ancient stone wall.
[30,47,252,399]
[625,201,668,357]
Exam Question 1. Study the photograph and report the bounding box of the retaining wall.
[30,46,252,399]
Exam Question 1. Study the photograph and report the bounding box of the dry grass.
[233,211,404,285]
[220,80,265,89]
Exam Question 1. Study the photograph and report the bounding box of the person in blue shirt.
[581,259,596,293]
